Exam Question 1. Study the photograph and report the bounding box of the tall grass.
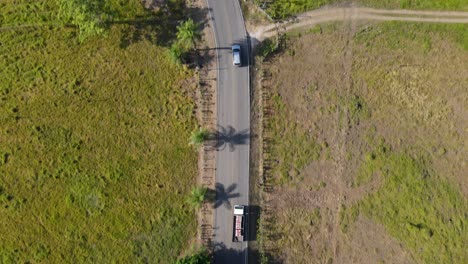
[0,1,198,262]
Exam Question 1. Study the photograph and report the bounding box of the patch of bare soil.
[336,216,415,264]
[260,22,365,263]
[257,20,468,264]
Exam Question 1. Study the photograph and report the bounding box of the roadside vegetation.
[257,21,468,263]
[190,128,210,146]
[187,186,208,209]
[0,0,201,262]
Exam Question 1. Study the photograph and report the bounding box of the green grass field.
[355,147,467,264]
[260,0,468,19]
[354,22,468,50]
[1,1,198,263]
[358,0,468,10]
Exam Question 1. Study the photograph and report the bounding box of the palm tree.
[187,186,207,209]
[176,18,201,50]
[57,0,106,42]
[190,128,209,146]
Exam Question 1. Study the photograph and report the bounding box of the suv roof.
[232,45,241,66]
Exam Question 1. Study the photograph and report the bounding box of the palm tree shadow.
[207,125,249,152]
[206,183,240,209]
[117,4,182,49]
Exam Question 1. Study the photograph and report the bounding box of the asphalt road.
[205,0,250,263]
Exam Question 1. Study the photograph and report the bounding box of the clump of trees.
[57,0,107,42]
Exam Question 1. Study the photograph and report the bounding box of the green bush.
[170,42,188,64]
[187,186,208,209]
[57,0,107,42]
[257,38,278,58]
[190,128,210,146]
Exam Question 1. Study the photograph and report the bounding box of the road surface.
[205,0,250,263]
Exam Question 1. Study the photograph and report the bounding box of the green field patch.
[258,0,468,20]
[0,1,198,262]
[354,22,468,51]
[269,93,322,185]
[358,0,468,10]
[354,148,467,263]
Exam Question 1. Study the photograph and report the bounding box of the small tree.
[176,18,201,50]
[176,249,210,264]
[187,186,207,209]
[190,128,209,146]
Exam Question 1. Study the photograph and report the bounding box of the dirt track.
[251,7,468,40]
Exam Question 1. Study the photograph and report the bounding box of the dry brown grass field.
[256,22,467,264]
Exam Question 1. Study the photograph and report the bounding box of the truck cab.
[232,205,246,242]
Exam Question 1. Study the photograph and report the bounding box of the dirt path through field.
[251,7,468,41]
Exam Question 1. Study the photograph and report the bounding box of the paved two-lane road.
[205,0,250,263]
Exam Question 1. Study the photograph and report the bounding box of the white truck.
[232,205,246,242]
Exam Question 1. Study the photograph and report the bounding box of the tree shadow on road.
[207,125,250,152]
[206,183,240,209]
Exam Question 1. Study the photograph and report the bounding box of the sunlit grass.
[354,147,467,263]
[0,1,198,262]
